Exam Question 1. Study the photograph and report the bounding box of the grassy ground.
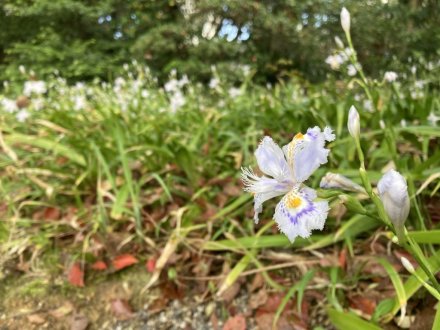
[1,59,440,329]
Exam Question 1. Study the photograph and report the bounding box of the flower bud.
[320,172,365,193]
[377,170,410,228]
[334,36,344,49]
[400,257,415,273]
[347,105,360,139]
[340,7,351,34]
[19,65,26,75]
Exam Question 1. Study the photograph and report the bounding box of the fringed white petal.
[283,126,334,183]
[255,136,291,181]
[241,167,291,194]
[253,191,286,224]
[241,167,292,223]
[273,187,329,243]
[323,127,336,142]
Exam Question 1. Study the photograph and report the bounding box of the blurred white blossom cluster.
[0,60,437,128]
[325,48,352,71]
[0,66,48,122]
[325,47,360,77]
[164,69,190,113]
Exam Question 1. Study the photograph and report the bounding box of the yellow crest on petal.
[285,193,302,209]
[293,132,304,140]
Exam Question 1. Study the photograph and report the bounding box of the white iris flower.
[241,127,335,242]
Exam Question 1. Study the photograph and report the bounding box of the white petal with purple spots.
[274,188,329,242]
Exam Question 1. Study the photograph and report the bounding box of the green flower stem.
[344,31,375,111]
[383,125,399,167]
[410,266,440,301]
[354,138,365,168]
[404,235,440,295]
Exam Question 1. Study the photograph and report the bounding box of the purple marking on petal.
[273,180,293,191]
[281,201,316,225]
[306,130,318,140]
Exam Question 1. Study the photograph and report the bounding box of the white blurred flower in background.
[347,64,357,76]
[32,98,45,111]
[170,90,185,112]
[16,109,30,122]
[228,87,242,98]
[1,98,18,113]
[74,95,87,111]
[363,99,373,112]
[384,71,398,82]
[113,77,126,93]
[209,77,220,89]
[24,80,47,96]
[325,54,344,70]
[427,112,440,126]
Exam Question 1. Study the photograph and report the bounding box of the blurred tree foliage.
[0,0,438,83]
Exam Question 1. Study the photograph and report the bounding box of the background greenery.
[1,0,439,83]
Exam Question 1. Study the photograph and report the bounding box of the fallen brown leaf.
[248,273,264,292]
[219,282,241,303]
[68,262,84,287]
[27,314,46,324]
[258,294,289,314]
[49,302,74,318]
[339,248,347,270]
[255,313,293,330]
[70,313,89,330]
[111,299,135,320]
[91,260,108,271]
[348,295,376,316]
[159,281,184,301]
[210,312,219,330]
[149,296,170,313]
[249,289,268,310]
[44,207,61,220]
[146,258,156,273]
[112,254,139,271]
[223,314,246,330]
